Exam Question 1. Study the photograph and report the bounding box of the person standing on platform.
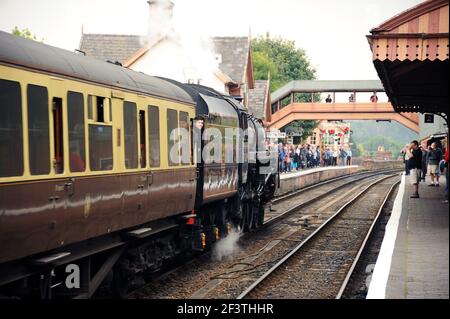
[329,148,333,166]
[306,145,312,168]
[339,148,347,166]
[315,146,320,167]
[312,146,318,167]
[294,145,300,171]
[289,145,296,171]
[401,144,410,175]
[279,143,286,173]
[301,144,307,169]
[285,145,291,172]
[346,148,352,165]
[419,145,428,182]
[427,142,443,187]
[407,140,422,199]
[325,94,332,103]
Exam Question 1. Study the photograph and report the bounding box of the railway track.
[263,168,400,226]
[237,174,400,299]
[128,169,400,299]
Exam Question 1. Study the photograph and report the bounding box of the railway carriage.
[0,31,277,298]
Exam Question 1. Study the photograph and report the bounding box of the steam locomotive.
[0,31,278,298]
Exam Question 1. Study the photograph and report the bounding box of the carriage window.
[96,96,104,122]
[68,91,86,172]
[179,111,191,165]
[139,110,146,168]
[28,84,50,175]
[89,125,113,171]
[148,106,160,167]
[167,109,179,166]
[0,79,23,177]
[124,101,138,169]
[52,97,64,174]
[88,95,111,122]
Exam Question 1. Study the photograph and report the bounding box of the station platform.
[276,165,360,196]
[367,173,449,299]
[279,165,359,180]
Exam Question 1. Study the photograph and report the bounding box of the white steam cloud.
[140,0,220,89]
[212,228,242,261]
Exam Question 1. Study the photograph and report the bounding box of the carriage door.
[123,102,146,217]
[50,96,68,206]
[138,109,151,211]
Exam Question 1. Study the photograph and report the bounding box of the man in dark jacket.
[419,145,428,181]
[406,140,422,198]
[427,142,443,187]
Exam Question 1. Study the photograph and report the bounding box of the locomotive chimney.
[146,0,175,42]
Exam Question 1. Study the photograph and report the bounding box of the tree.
[253,35,317,91]
[357,144,368,157]
[12,26,43,42]
[349,134,360,157]
[252,35,319,140]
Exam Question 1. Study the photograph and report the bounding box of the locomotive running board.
[124,224,178,239]
[31,252,71,266]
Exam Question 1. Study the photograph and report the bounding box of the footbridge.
[267,80,419,133]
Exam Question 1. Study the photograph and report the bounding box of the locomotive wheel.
[256,203,265,227]
[245,202,255,232]
[239,201,254,232]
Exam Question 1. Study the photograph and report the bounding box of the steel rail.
[263,169,400,228]
[271,168,399,205]
[335,179,400,299]
[237,173,399,299]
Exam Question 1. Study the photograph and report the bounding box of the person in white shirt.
[346,148,352,165]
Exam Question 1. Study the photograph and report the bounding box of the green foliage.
[293,92,321,103]
[357,144,367,157]
[349,135,360,157]
[253,51,277,83]
[252,35,319,139]
[11,26,43,42]
[253,35,317,92]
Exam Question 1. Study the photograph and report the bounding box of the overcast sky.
[0,0,423,80]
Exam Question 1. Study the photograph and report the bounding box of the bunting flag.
[328,129,335,134]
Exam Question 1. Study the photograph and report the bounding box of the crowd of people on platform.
[277,143,352,173]
[401,140,448,202]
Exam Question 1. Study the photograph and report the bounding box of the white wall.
[130,39,226,94]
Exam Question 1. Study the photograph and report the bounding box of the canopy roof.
[367,0,449,115]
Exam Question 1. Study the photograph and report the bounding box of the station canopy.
[367,0,449,115]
